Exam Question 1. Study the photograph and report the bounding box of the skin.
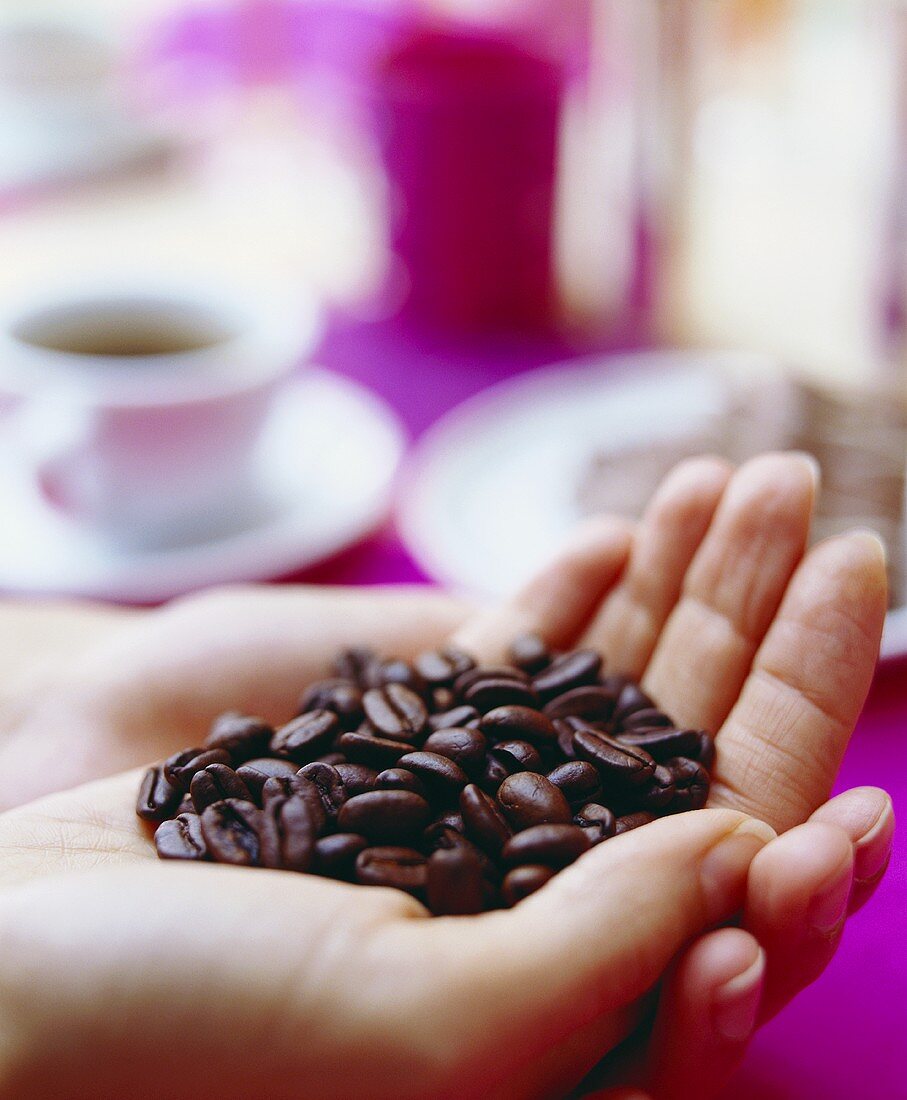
[0,452,894,1098]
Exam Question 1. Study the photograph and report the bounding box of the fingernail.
[854,798,895,884]
[790,451,822,489]
[844,527,888,565]
[712,948,765,1043]
[701,819,776,923]
[808,861,853,934]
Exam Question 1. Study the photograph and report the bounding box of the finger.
[810,787,895,914]
[709,531,887,831]
[648,928,765,1100]
[642,452,818,732]
[451,516,633,662]
[745,820,854,1022]
[581,456,733,677]
[392,810,775,1089]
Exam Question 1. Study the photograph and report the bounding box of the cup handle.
[13,398,97,515]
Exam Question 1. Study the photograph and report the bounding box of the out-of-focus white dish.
[0,371,404,602]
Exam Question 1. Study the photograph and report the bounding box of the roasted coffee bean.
[638,764,676,812]
[695,731,716,771]
[616,726,702,762]
[501,823,591,869]
[621,707,673,731]
[546,760,602,807]
[355,846,427,898]
[337,731,410,770]
[415,646,475,686]
[362,684,428,741]
[665,757,710,812]
[433,687,454,711]
[368,659,428,699]
[480,705,558,746]
[543,685,617,724]
[428,705,482,732]
[497,773,573,831]
[332,646,377,687]
[479,755,510,795]
[396,751,469,801]
[200,799,262,866]
[614,683,655,723]
[572,725,656,789]
[176,794,195,815]
[312,833,368,879]
[574,802,616,844]
[532,650,602,702]
[454,665,529,698]
[136,765,183,823]
[297,762,348,820]
[432,809,466,833]
[337,790,431,844]
[557,722,579,760]
[259,790,317,872]
[333,762,379,796]
[427,847,485,915]
[508,633,551,675]
[422,727,488,776]
[488,740,542,775]
[501,864,555,906]
[270,710,340,764]
[316,752,346,766]
[204,713,273,761]
[460,784,512,855]
[190,763,252,813]
[615,811,655,834]
[262,776,328,836]
[375,767,428,798]
[154,813,208,860]
[465,677,538,713]
[163,747,231,792]
[297,679,363,730]
[235,758,301,799]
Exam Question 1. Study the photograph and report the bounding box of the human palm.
[0,454,893,1099]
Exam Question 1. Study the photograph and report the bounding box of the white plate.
[399,351,907,661]
[0,370,404,602]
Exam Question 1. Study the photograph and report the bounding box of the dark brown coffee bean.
[200,799,262,866]
[460,784,512,855]
[531,649,602,702]
[163,747,232,792]
[501,823,591,869]
[312,833,368,880]
[176,794,195,816]
[464,677,538,713]
[497,773,573,831]
[454,665,529,699]
[259,790,317,872]
[665,757,710,812]
[355,846,427,898]
[337,730,410,769]
[488,740,542,775]
[501,864,555,906]
[478,755,510,795]
[316,752,346,766]
[297,678,363,730]
[154,813,208,860]
[368,659,428,699]
[235,758,301,800]
[639,764,676,812]
[695,731,716,771]
[557,722,578,760]
[415,646,475,686]
[572,725,656,789]
[621,707,673,731]
[396,751,469,801]
[547,760,602,807]
[333,762,379,796]
[261,775,328,836]
[574,802,616,844]
[543,685,617,724]
[332,646,377,687]
[190,763,252,813]
[271,710,340,764]
[427,847,485,915]
[136,765,182,823]
[432,809,466,833]
[428,705,481,732]
[615,811,655,834]
[423,727,488,776]
[337,790,431,844]
[203,713,273,761]
[614,683,655,723]
[508,633,551,675]
[616,726,702,762]
[375,767,428,798]
[297,762,348,820]
[362,684,428,741]
[480,705,558,746]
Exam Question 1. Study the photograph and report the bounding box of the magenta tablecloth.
[298,316,906,1099]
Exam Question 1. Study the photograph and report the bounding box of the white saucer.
[398,351,907,661]
[0,370,405,602]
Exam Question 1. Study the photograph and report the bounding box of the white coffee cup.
[0,279,320,549]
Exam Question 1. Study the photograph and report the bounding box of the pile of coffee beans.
[137,636,714,915]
